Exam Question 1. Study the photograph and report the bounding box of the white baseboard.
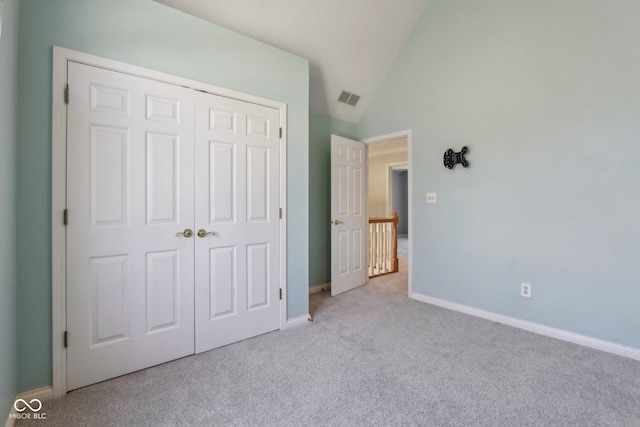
[410,291,640,362]
[309,283,330,295]
[286,313,311,329]
[5,386,53,427]
[3,406,10,427]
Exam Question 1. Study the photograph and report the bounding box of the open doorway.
[309,130,412,318]
[363,130,412,293]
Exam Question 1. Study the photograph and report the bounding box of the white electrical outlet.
[426,192,437,203]
[521,283,531,298]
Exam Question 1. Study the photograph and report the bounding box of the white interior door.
[194,92,281,353]
[66,62,195,390]
[331,135,367,296]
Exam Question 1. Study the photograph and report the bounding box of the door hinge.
[279,127,283,139]
[64,84,70,104]
[64,331,68,348]
[279,207,282,219]
[63,209,68,225]
[279,289,283,300]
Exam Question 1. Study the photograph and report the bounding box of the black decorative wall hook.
[443,146,469,169]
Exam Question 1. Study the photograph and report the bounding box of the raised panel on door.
[338,230,349,275]
[66,62,195,390]
[209,246,236,319]
[146,95,180,124]
[209,142,236,223]
[90,126,129,226]
[90,84,130,116]
[146,250,179,333]
[351,166,363,217]
[338,165,349,217]
[146,133,179,225]
[194,91,281,353]
[247,146,269,222]
[247,243,269,310]
[352,229,363,272]
[91,255,128,345]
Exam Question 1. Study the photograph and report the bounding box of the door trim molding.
[51,46,288,398]
[361,130,412,295]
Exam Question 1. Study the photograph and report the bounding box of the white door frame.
[361,130,412,291]
[51,46,288,397]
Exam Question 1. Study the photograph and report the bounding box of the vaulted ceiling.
[155,0,431,124]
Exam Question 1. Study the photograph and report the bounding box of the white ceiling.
[155,0,430,124]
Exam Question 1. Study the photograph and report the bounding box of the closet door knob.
[197,229,216,238]
[176,229,193,238]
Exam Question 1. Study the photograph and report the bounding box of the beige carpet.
[18,255,640,426]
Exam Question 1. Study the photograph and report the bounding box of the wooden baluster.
[367,223,371,277]
[382,223,386,274]
[373,222,378,276]
[374,223,378,276]
[389,223,393,273]
[387,222,392,273]
[371,222,376,276]
[379,222,387,274]
[380,223,384,275]
[371,223,375,276]
[376,222,381,275]
[392,211,399,273]
[373,222,378,275]
[384,223,388,273]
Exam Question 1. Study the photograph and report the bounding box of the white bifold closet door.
[66,62,281,391]
[194,92,281,353]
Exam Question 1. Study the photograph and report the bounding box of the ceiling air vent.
[337,90,361,107]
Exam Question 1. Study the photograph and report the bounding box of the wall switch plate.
[426,193,437,203]
[521,283,531,298]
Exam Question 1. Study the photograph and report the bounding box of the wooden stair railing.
[368,211,399,277]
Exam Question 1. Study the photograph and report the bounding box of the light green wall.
[0,0,20,416]
[309,114,358,287]
[359,0,640,348]
[17,0,309,392]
